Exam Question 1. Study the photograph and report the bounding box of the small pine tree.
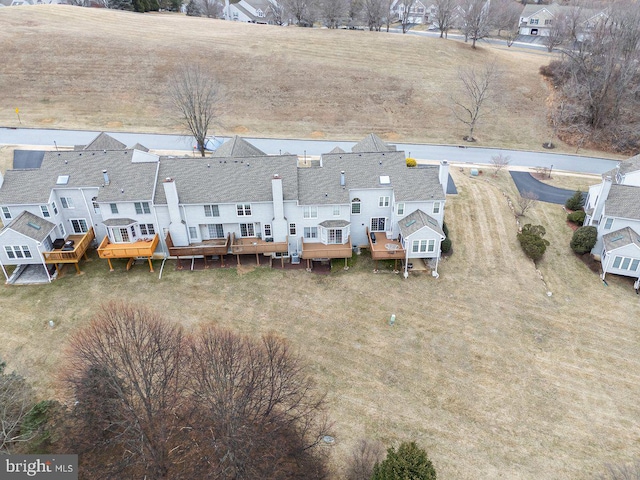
[565,190,585,211]
[570,226,597,254]
[371,442,437,480]
[517,224,550,262]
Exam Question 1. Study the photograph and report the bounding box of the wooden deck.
[42,228,95,274]
[366,227,406,260]
[230,233,288,266]
[97,234,159,272]
[301,237,352,260]
[166,233,231,267]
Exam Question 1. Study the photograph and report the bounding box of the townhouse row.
[0,133,450,283]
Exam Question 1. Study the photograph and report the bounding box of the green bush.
[565,190,585,211]
[406,158,417,168]
[517,224,550,262]
[570,226,598,254]
[567,210,586,225]
[371,442,437,480]
[441,237,452,253]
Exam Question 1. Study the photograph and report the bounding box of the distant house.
[518,2,607,38]
[0,133,450,283]
[390,0,429,24]
[223,0,276,23]
[584,154,640,287]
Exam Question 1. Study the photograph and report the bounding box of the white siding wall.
[601,243,640,278]
[405,228,443,259]
[0,230,43,265]
[350,188,394,246]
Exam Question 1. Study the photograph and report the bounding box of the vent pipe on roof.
[103,170,110,186]
[340,171,345,187]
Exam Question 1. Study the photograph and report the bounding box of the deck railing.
[230,233,289,255]
[43,228,95,264]
[301,237,353,259]
[97,234,159,259]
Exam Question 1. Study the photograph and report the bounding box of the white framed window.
[240,223,255,237]
[264,224,272,237]
[378,196,390,207]
[612,256,640,271]
[397,203,405,215]
[208,224,224,239]
[412,239,429,253]
[4,246,31,259]
[289,223,297,235]
[40,205,50,218]
[52,201,58,215]
[70,219,88,234]
[433,202,441,214]
[134,202,151,215]
[110,203,118,214]
[428,239,435,252]
[112,227,131,243]
[92,197,100,215]
[204,205,220,217]
[351,198,361,215]
[544,19,552,25]
[333,205,341,216]
[1,207,11,220]
[604,218,613,230]
[139,223,155,235]
[530,18,539,24]
[60,197,74,209]
[304,227,318,239]
[58,223,66,237]
[237,204,252,216]
[370,217,386,232]
[189,227,197,239]
[303,206,318,219]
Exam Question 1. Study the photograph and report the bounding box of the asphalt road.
[510,171,578,204]
[0,127,619,174]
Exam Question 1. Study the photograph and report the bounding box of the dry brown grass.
[0,5,589,153]
[1,171,639,479]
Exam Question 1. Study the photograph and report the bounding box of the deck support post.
[281,256,284,268]
[74,263,81,274]
[256,253,260,265]
[236,254,241,266]
[221,255,225,267]
[107,258,114,272]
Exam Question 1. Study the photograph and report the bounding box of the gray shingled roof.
[103,218,136,226]
[351,134,396,153]
[131,143,149,152]
[155,155,299,204]
[605,154,640,180]
[604,185,640,220]
[399,209,444,238]
[297,152,444,205]
[83,132,126,151]
[328,146,346,154]
[603,226,640,252]
[211,136,266,158]
[319,220,350,228]
[0,150,158,205]
[3,211,55,242]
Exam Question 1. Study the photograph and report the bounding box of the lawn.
[1,169,639,479]
[0,5,610,156]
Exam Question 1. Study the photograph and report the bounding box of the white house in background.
[390,0,428,24]
[0,133,449,283]
[584,154,640,287]
[518,2,608,38]
[222,0,275,23]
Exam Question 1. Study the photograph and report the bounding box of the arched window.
[351,198,361,215]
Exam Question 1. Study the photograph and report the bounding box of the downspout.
[151,159,168,258]
[79,188,94,232]
[403,237,409,279]
[602,250,612,281]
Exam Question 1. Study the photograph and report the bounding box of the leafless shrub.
[490,153,510,176]
[345,438,385,480]
[597,459,640,480]
[517,191,538,217]
[0,361,35,453]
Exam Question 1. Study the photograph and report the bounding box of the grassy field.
[1,169,639,479]
[0,5,614,157]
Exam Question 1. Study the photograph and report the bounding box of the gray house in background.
[0,133,449,282]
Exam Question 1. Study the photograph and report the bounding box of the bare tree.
[433,0,456,38]
[460,0,491,48]
[598,459,640,480]
[281,0,315,25]
[345,439,385,480]
[268,0,287,24]
[490,153,511,176]
[362,0,385,30]
[319,0,348,27]
[517,191,538,217]
[62,303,188,480]
[187,325,331,479]
[169,64,223,157]
[490,0,521,36]
[198,0,224,17]
[450,62,499,141]
[0,360,35,453]
[543,14,567,52]
[397,0,417,33]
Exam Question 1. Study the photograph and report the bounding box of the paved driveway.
[510,171,578,204]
